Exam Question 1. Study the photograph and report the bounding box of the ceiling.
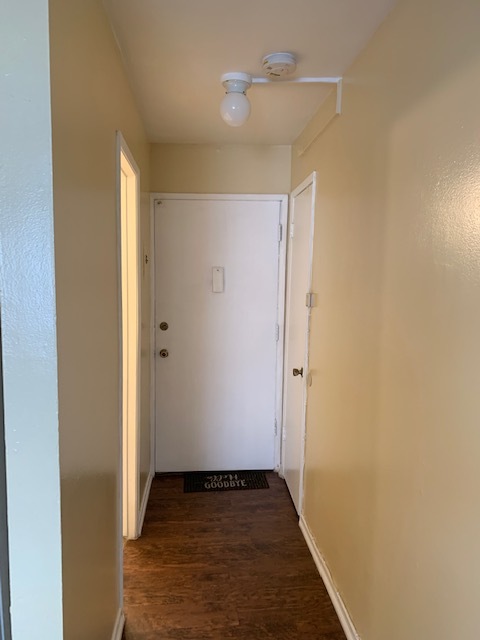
[104,0,396,145]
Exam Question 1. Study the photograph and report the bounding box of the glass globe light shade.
[220,92,251,127]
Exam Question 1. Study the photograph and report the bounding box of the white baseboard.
[111,608,125,640]
[299,515,360,640]
[138,470,154,536]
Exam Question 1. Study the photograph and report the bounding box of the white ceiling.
[104,0,396,145]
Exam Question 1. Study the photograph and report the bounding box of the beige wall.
[151,143,291,194]
[292,0,480,638]
[48,0,150,637]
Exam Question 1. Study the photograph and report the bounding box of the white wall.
[0,1,63,638]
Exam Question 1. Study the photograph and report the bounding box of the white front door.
[154,196,283,472]
[282,174,316,513]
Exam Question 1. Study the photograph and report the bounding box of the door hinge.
[282,427,287,442]
[290,223,295,238]
[274,419,278,436]
[305,292,317,308]
[275,324,280,342]
[278,224,283,242]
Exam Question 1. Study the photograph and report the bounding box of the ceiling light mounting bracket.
[219,52,343,128]
[251,76,343,115]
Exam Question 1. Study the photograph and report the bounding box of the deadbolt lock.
[159,349,169,358]
[160,322,169,331]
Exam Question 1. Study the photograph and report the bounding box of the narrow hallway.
[123,473,346,639]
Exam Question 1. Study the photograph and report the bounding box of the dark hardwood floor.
[123,472,346,640]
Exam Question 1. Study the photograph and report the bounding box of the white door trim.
[151,193,288,202]
[149,201,157,480]
[116,130,142,561]
[150,192,288,471]
[274,196,288,471]
[0,327,11,640]
[281,172,317,512]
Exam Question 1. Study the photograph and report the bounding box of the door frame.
[150,193,288,471]
[0,324,11,640]
[116,132,141,547]
[281,172,317,512]
[149,201,156,486]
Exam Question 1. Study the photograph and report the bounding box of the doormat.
[184,470,269,493]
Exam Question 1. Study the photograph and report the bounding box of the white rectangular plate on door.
[212,267,224,293]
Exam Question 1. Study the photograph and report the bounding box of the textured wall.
[0,1,63,638]
[292,0,480,638]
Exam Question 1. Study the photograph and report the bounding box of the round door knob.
[293,367,303,377]
[159,349,169,358]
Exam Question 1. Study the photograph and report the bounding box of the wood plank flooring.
[123,472,346,640]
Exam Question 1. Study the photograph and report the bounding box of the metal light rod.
[251,76,343,120]
[251,76,342,84]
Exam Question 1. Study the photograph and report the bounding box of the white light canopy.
[219,52,343,128]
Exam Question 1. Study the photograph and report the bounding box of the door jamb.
[275,196,288,472]
[149,199,156,487]
[150,192,288,471]
[0,324,11,640]
[116,132,141,555]
[281,172,317,512]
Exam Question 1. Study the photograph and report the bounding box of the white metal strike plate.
[305,292,316,308]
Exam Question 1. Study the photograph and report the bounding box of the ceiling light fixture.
[220,72,252,127]
[220,53,343,128]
